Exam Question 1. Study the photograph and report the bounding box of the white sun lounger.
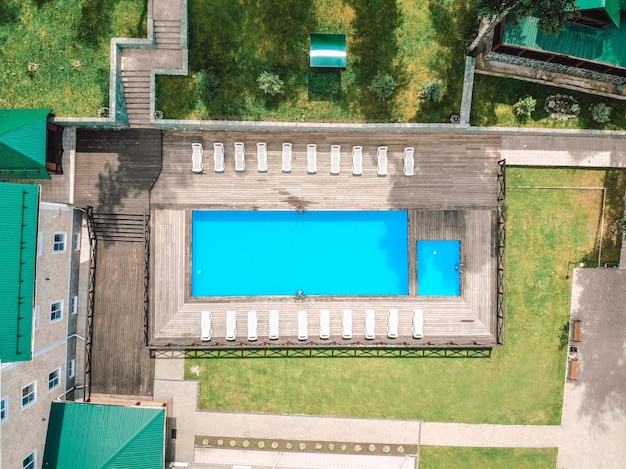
[201,311,212,341]
[282,143,292,172]
[387,309,398,339]
[226,310,237,341]
[192,143,203,173]
[403,147,415,176]
[247,310,258,341]
[342,309,352,339]
[330,145,341,174]
[365,309,375,340]
[412,309,424,339]
[234,142,245,172]
[377,146,388,176]
[269,309,279,340]
[352,146,363,175]
[319,309,330,340]
[307,144,317,174]
[213,142,225,172]
[257,142,268,172]
[297,310,308,341]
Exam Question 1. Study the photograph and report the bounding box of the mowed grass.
[420,447,557,469]
[185,168,623,424]
[0,0,146,117]
[156,0,476,122]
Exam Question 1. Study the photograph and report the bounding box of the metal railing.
[496,160,506,345]
[84,206,97,402]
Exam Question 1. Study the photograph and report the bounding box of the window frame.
[23,450,36,469]
[21,382,36,409]
[70,296,78,315]
[68,359,75,379]
[0,395,8,423]
[48,368,61,392]
[73,232,81,250]
[53,232,67,253]
[50,300,64,323]
[34,305,40,330]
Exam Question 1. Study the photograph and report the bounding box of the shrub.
[242,440,250,448]
[368,71,396,101]
[544,94,580,119]
[589,102,612,123]
[420,80,443,103]
[258,441,265,448]
[257,71,284,96]
[513,96,537,119]
[195,71,220,102]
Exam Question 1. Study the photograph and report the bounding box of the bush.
[257,71,284,96]
[420,81,443,103]
[513,96,537,119]
[589,102,612,123]
[544,94,579,119]
[195,71,219,102]
[368,71,396,101]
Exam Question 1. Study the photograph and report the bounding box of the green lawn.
[185,168,624,424]
[420,447,557,469]
[0,0,146,117]
[156,0,476,122]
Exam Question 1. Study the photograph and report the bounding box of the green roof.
[0,109,51,180]
[43,402,166,469]
[310,34,347,68]
[0,182,39,362]
[502,16,626,69]
[576,0,621,27]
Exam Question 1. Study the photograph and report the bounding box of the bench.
[572,319,582,342]
[568,358,579,381]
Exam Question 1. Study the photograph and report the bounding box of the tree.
[368,72,396,101]
[420,81,443,103]
[468,0,578,54]
[257,71,284,96]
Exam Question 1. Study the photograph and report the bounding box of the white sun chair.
[365,309,375,340]
[387,309,398,339]
[226,310,237,341]
[307,144,317,174]
[213,142,225,172]
[403,147,415,176]
[234,142,245,172]
[192,143,203,173]
[330,145,341,174]
[412,309,424,339]
[201,311,212,341]
[257,142,268,172]
[298,310,308,341]
[377,146,388,176]
[269,309,279,340]
[319,309,330,340]
[342,309,352,339]
[282,143,292,172]
[352,146,363,175]
[247,310,258,341]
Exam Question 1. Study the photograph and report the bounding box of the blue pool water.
[192,210,409,296]
[417,240,461,296]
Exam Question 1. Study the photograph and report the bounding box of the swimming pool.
[417,240,461,296]
[192,210,409,296]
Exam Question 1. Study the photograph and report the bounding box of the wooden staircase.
[121,70,151,127]
[92,213,148,242]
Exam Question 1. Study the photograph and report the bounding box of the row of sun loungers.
[191,143,415,176]
[200,309,424,342]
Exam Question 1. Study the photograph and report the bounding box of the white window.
[71,296,78,315]
[21,382,36,409]
[48,368,61,391]
[34,306,40,330]
[50,300,63,322]
[53,232,67,253]
[23,451,36,469]
[68,359,75,379]
[73,232,81,250]
[37,232,43,256]
[1,396,8,423]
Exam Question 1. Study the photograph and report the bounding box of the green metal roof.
[502,16,626,68]
[0,108,51,180]
[310,34,347,68]
[576,0,621,27]
[43,402,166,469]
[0,182,39,362]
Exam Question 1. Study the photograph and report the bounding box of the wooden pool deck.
[149,132,501,348]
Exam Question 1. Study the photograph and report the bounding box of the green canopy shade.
[0,182,39,362]
[43,402,166,469]
[310,34,347,68]
[0,108,51,180]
